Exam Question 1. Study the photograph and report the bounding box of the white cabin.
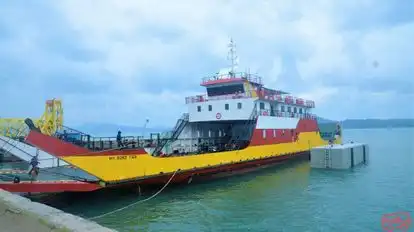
[185,72,315,123]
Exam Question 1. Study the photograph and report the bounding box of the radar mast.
[227,38,239,76]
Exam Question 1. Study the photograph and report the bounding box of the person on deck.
[62,130,68,141]
[28,151,40,181]
[117,130,124,147]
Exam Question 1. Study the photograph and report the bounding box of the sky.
[0,0,413,128]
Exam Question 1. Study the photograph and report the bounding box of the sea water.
[40,128,414,232]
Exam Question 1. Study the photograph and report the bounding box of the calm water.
[43,128,414,232]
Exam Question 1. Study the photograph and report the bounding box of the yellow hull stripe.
[62,132,341,182]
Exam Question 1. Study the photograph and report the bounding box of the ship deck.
[0,164,101,193]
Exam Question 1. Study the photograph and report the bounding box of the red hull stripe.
[25,131,146,157]
[0,181,101,193]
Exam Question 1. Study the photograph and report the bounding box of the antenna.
[142,118,149,138]
[227,38,239,75]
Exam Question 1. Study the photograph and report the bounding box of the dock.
[0,189,116,232]
[310,142,369,169]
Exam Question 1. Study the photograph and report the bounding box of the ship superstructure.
[153,39,317,156]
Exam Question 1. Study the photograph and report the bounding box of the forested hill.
[340,119,414,129]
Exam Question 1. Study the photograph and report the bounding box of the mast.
[227,38,239,76]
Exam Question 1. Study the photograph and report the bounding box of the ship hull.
[0,151,308,194]
[111,151,309,188]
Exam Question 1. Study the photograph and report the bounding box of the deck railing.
[185,92,315,108]
[185,93,251,104]
[258,109,317,119]
[201,72,263,86]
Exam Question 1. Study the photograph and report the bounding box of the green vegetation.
[341,119,414,129]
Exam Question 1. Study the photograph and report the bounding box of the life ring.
[216,113,222,119]
[262,111,268,116]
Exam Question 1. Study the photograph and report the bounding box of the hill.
[340,119,414,129]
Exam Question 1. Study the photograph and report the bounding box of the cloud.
[0,0,413,129]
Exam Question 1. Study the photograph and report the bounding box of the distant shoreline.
[340,119,414,129]
[343,126,413,130]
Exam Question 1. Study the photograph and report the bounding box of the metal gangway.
[0,135,68,169]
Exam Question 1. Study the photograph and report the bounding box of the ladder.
[152,113,189,156]
[324,147,331,168]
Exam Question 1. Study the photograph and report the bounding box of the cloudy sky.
[1,0,413,128]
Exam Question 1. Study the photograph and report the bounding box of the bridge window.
[237,102,242,109]
[197,106,201,112]
[208,105,212,111]
[225,103,229,110]
[259,102,265,110]
[299,108,303,114]
[281,105,285,112]
[262,129,266,139]
[273,129,276,137]
[287,107,291,113]
[294,107,297,113]
[207,84,244,97]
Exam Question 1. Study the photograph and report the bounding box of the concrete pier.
[310,142,369,169]
[0,189,116,232]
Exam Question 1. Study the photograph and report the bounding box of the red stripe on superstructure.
[296,119,319,132]
[0,181,101,193]
[249,119,318,146]
[25,130,147,157]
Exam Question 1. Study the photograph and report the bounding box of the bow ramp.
[0,135,67,168]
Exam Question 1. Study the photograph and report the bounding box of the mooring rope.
[88,169,179,220]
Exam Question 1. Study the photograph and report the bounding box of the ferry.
[0,39,342,193]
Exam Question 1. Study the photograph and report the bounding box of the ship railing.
[280,96,315,108]
[201,72,263,86]
[258,109,316,119]
[255,93,316,108]
[1,126,29,140]
[185,92,252,104]
[58,134,153,151]
[258,93,284,102]
[305,100,315,108]
[185,92,316,108]
[158,137,250,157]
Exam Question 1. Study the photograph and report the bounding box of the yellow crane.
[0,99,64,138]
